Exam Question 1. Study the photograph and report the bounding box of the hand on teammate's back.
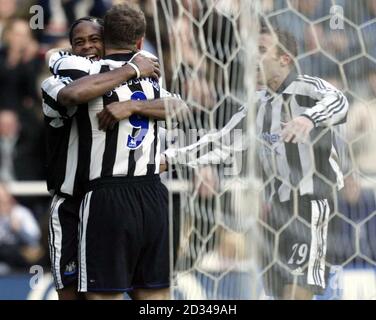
[97,101,135,131]
[281,116,314,144]
[97,54,162,131]
[131,54,161,80]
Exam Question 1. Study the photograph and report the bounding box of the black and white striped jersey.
[41,75,80,197]
[256,70,349,202]
[49,51,175,185]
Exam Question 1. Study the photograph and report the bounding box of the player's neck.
[267,69,290,93]
[105,47,137,56]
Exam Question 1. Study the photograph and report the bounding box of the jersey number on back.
[127,91,149,149]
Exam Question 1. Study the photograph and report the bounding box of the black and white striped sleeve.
[160,87,182,99]
[49,51,96,80]
[297,75,349,127]
[41,76,77,121]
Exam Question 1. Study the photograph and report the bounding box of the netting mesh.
[154,0,260,300]
[153,0,376,300]
[258,0,376,300]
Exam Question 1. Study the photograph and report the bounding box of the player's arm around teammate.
[49,50,188,129]
[57,53,161,107]
[96,95,189,131]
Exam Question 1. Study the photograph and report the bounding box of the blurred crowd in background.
[0,0,375,279]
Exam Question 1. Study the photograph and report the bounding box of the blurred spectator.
[267,1,332,55]
[334,174,376,267]
[0,0,16,42]
[38,0,110,42]
[343,0,376,25]
[298,52,341,79]
[138,0,158,55]
[327,97,376,266]
[0,183,42,274]
[311,20,361,62]
[176,228,255,299]
[261,0,288,13]
[267,0,361,74]
[368,69,376,100]
[343,60,376,100]
[0,110,19,181]
[0,109,45,182]
[167,12,215,109]
[346,101,376,181]
[361,21,376,60]
[290,0,332,21]
[0,18,41,112]
[268,10,313,55]
[322,74,345,91]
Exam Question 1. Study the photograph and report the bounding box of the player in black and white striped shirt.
[257,27,349,299]
[49,4,187,300]
[43,16,185,300]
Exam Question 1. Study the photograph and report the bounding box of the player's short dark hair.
[260,25,298,59]
[104,3,146,50]
[69,16,104,44]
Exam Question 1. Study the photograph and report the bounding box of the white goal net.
[152,0,376,300]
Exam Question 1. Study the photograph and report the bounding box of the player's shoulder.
[48,50,72,68]
[137,50,158,60]
[41,75,56,89]
[41,75,71,92]
[296,74,337,90]
[49,50,98,74]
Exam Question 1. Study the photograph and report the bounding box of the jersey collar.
[276,68,298,94]
[103,52,137,62]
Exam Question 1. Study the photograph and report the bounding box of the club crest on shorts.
[64,261,77,276]
[291,267,304,276]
